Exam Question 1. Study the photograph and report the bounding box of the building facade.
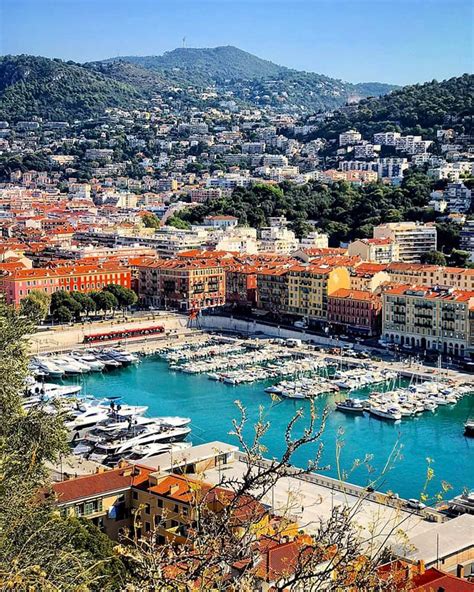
[328,288,382,336]
[382,285,474,358]
[373,222,437,263]
[138,259,225,311]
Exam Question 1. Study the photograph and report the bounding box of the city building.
[328,288,382,336]
[138,259,226,311]
[0,262,131,306]
[373,222,437,263]
[382,284,474,358]
[348,238,399,263]
[287,265,351,322]
[339,130,362,146]
[203,215,239,229]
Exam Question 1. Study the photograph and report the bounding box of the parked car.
[406,498,426,510]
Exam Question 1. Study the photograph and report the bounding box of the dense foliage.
[176,172,435,246]
[305,74,473,139]
[50,284,137,322]
[0,302,125,589]
[0,55,144,122]
[0,50,397,122]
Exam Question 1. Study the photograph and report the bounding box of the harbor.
[33,333,472,503]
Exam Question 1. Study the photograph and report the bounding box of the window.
[157,499,163,508]
[145,521,151,533]
[132,491,138,500]
[145,503,150,515]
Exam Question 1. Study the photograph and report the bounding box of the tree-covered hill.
[111,46,287,83]
[0,55,145,122]
[306,74,474,139]
[100,46,397,112]
[175,171,436,246]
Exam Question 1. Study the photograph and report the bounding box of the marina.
[42,339,474,502]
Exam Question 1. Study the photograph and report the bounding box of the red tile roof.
[53,465,151,504]
[411,568,474,592]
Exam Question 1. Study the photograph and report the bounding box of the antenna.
[182,36,186,48]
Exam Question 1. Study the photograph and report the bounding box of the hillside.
[113,46,286,83]
[101,46,398,111]
[306,74,474,139]
[0,55,144,122]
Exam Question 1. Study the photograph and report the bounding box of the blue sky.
[0,0,472,85]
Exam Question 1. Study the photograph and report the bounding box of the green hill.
[0,55,144,122]
[106,46,287,83]
[308,74,474,139]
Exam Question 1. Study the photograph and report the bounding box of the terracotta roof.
[53,465,150,504]
[384,284,474,302]
[329,288,381,301]
[412,568,474,592]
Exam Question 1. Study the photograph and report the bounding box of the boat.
[88,424,191,464]
[107,349,139,365]
[464,418,474,437]
[124,441,192,461]
[336,398,366,414]
[35,358,65,378]
[71,352,105,372]
[369,406,402,421]
[54,356,87,374]
[95,352,122,368]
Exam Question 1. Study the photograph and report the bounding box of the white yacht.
[72,353,105,372]
[54,356,86,374]
[107,349,139,365]
[66,407,111,430]
[369,406,402,421]
[125,441,192,461]
[88,425,191,464]
[35,358,65,378]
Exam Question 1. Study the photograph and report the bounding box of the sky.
[0,0,472,85]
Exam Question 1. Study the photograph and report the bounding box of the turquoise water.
[61,357,474,500]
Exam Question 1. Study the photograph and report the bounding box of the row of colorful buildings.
[1,243,473,358]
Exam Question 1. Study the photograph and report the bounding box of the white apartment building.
[339,130,362,146]
[354,143,381,159]
[258,222,298,254]
[373,132,401,146]
[299,231,329,249]
[348,238,399,263]
[444,182,472,213]
[395,136,432,155]
[373,222,437,263]
[262,154,288,167]
[206,174,251,189]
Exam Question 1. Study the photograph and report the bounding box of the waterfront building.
[385,263,474,291]
[373,222,437,263]
[256,267,290,313]
[138,258,226,311]
[348,238,399,263]
[287,265,351,322]
[328,288,382,336]
[382,284,474,358]
[0,262,131,306]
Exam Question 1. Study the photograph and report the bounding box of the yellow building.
[382,284,474,358]
[287,265,350,321]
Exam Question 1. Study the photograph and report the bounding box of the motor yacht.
[464,418,474,437]
[95,352,122,368]
[336,398,365,414]
[35,358,65,378]
[71,352,105,372]
[88,424,191,464]
[125,441,192,461]
[107,349,139,365]
[369,406,402,421]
